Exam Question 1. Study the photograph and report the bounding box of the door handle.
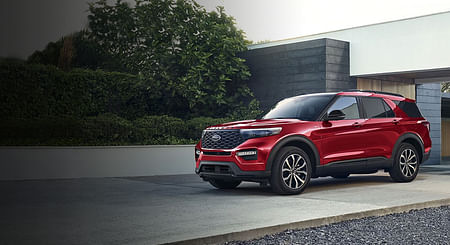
[392,119,399,125]
[352,122,361,127]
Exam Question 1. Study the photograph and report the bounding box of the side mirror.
[325,110,346,121]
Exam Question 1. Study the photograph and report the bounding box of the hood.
[207,118,303,129]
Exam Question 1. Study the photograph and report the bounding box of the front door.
[317,96,368,165]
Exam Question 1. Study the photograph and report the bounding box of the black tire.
[270,146,312,195]
[332,173,350,179]
[208,179,241,189]
[389,143,420,182]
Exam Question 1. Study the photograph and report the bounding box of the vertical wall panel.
[357,78,381,91]
[416,83,441,164]
[356,78,415,99]
[442,119,450,157]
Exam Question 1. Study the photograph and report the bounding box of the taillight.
[418,120,430,131]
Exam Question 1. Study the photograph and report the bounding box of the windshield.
[263,94,334,121]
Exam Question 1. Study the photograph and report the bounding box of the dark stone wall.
[324,39,353,92]
[241,38,352,111]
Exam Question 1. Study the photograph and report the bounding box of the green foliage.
[227,99,263,120]
[88,0,253,117]
[0,114,232,146]
[2,1,263,146]
[1,57,262,146]
[443,82,450,93]
[27,30,125,72]
[81,113,137,144]
[134,115,187,142]
[0,60,151,120]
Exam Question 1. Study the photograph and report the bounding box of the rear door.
[359,97,399,159]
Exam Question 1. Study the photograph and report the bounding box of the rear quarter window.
[393,100,423,118]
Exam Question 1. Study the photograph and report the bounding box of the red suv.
[195,91,431,194]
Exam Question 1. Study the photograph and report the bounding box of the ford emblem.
[211,134,221,142]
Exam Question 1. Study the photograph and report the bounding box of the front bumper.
[195,136,278,180]
[196,161,270,181]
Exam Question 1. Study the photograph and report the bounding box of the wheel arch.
[266,135,320,173]
[392,133,425,164]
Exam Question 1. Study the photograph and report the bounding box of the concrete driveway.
[1,166,450,245]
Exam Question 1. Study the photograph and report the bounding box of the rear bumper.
[196,161,270,181]
[422,150,431,164]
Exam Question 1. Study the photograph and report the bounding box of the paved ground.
[1,166,450,245]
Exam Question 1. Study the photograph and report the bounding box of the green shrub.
[80,113,137,145]
[0,60,262,146]
[0,60,150,120]
[0,114,239,146]
[184,117,231,140]
[134,115,187,144]
[0,117,83,146]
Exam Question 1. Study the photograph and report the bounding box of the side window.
[361,97,394,118]
[327,96,360,119]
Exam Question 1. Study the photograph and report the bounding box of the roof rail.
[343,89,404,98]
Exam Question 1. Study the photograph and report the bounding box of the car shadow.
[201,173,428,196]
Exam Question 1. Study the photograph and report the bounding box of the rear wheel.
[208,179,241,189]
[271,146,312,195]
[389,143,420,182]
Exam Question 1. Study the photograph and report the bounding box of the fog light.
[237,150,257,156]
[237,150,258,160]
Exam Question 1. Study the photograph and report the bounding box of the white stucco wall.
[249,11,450,77]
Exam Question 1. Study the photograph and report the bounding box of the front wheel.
[389,143,420,182]
[208,179,241,189]
[271,146,312,195]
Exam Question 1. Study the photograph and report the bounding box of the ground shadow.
[199,173,428,196]
[124,172,429,197]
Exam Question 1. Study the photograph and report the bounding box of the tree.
[87,0,255,117]
[443,82,450,93]
[28,30,125,72]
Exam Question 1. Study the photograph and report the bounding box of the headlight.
[201,130,206,138]
[240,127,282,140]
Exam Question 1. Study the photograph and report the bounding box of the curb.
[163,198,450,245]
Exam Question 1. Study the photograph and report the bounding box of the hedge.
[0,60,151,120]
[0,114,231,146]
[0,60,260,146]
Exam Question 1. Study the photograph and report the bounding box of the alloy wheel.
[281,153,308,189]
[399,148,417,177]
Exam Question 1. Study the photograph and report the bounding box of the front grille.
[202,151,231,156]
[200,165,232,174]
[201,130,246,149]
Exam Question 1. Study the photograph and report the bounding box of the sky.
[2,0,450,59]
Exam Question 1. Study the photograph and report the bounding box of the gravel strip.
[226,206,450,245]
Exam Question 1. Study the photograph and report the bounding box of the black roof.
[344,89,404,98]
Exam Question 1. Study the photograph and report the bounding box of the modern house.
[242,11,450,165]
